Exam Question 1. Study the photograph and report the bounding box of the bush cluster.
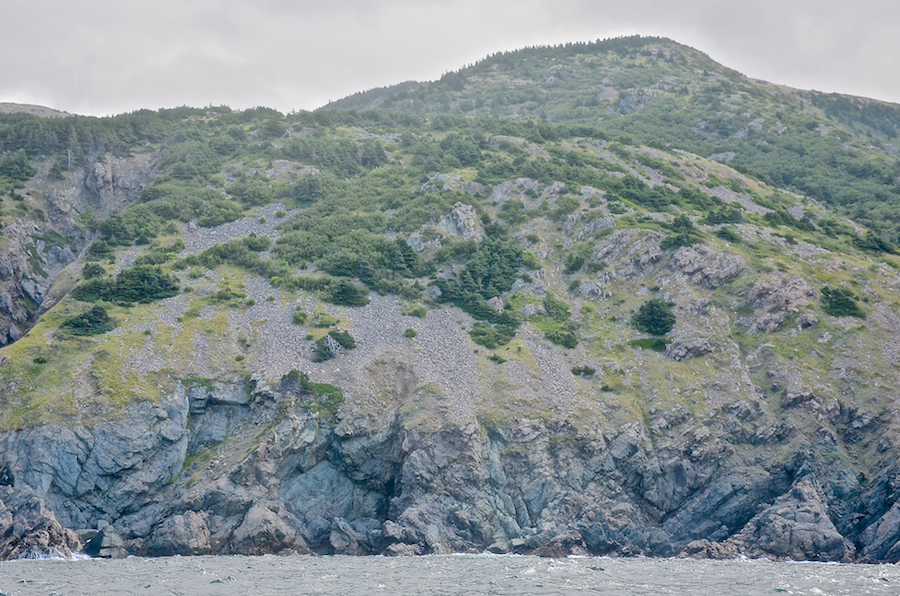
[71,265,179,305]
[631,299,676,335]
[61,305,116,336]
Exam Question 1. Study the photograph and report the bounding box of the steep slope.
[0,51,899,561]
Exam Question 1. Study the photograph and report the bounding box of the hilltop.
[326,36,900,242]
[0,37,899,562]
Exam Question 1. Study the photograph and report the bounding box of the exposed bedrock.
[0,374,898,562]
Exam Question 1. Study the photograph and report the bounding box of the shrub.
[82,263,106,279]
[402,306,427,319]
[292,311,308,325]
[61,305,116,336]
[328,329,356,349]
[312,329,356,361]
[404,328,417,338]
[312,312,339,327]
[469,321,518,349]
[716,227,742,243]
[326,279,370,306]
[631,299,676,335]
[70,265,179,304]
[821,286,865,318]
[571,366,596,376]
[660,215,700,250]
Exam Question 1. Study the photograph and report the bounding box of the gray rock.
[521,303,545,318]
[725,479,854,561]
[748,276,814,334]
[384,542,424,556]
[437,203,484,241]
[329,517,366,555]
[532,530,588,557]
[671,246,745,289]
[143,511,212,556]
[228,504,298,555]
[859,501,900,562]
[83,526,128,559]
[666,338,715,361]
[0,486,81,560]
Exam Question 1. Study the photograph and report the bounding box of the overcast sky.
[3,0,899,117]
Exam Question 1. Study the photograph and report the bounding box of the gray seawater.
[1,555,899,596]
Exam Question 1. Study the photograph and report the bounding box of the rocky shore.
[0,362,898,563]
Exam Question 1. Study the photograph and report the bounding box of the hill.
[325,36,900,242]
[0,40,899,562]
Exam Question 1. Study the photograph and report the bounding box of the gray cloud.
[3,0,899,116]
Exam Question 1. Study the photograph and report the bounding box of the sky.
[2,0,899,117]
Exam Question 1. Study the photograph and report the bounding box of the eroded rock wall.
[1,368,898,562]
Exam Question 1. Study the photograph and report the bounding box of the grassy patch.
[628,338,671,352]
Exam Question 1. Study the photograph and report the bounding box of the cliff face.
[0,357,895,561]
[0,152,156,345]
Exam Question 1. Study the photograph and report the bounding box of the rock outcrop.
[748,275,815,334]
[436,203,484,241]
[0,374,895,562]
[0,485,81,559]
[670,246,745,289]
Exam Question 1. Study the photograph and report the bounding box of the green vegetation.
[81,263,106,279]
[324,36,900,242]
[70,265,179,305]
[821,286,866,318]
[60,306,116,336]
[534,294,579,348]
[0,150,37,181]
[312,329,357,362]
[628,338,671,352]
[631,299,676,335]
[4,39,900,439]
[432,234,523,347]
[660,214,701,250]
[287,370,345,422]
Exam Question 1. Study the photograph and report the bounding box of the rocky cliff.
[0,151,156,345]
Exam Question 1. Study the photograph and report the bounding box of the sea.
[1,554,898,596]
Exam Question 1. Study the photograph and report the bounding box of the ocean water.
[1,554,899,596]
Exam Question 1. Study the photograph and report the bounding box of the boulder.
[532,530,588,557]
[747,276,814,334]
[82,526,128,559]
[666,337,715,361]
[143,511,212,556]
[671,246,745,288]
[0,486,81,560]
[228,504,299,555]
